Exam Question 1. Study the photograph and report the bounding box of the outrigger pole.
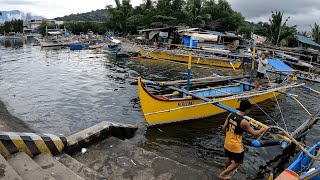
[166,86,292,145]
[186,36,193,91]
[167,85,320,160]
[249,34,256,86]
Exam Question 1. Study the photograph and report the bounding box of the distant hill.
[54,9,106,22]
[0,10,45,22]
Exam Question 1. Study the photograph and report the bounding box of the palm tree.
[262,11,297,46]
[185,0,211,28]
[310,23,320,43]
[300,31,308,37]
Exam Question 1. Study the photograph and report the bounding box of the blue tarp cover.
[268,59,295,72]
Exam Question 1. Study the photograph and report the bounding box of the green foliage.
[0,19,23,33]
[38,21,56,35]
[310,23,320,43]
[260,11,297,45]
[55,9,107,21]
[105,0,244,34]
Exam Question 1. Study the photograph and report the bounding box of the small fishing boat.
[275,141,320,180]
[69,43,89,50]
[137,76,300,126]
[139,47,242,69]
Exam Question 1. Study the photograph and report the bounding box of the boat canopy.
[183,33,218,42]
[296,35,320,48]
[268,59,297,72]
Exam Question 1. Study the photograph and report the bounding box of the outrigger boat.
[139,47,242,69]
[136,36,320,178]
[138,76,302,126]
[274,141,320,180]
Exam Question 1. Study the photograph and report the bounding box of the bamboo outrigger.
[139,47,242,69]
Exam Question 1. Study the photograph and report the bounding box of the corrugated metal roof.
[296,35,320,48]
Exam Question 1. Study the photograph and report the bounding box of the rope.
[254,103,279,126]
[266,73,288,131]
[268,126,320,161]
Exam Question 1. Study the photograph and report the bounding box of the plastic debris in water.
[81,148,87,154]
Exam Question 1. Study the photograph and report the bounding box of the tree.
[106,0,133,34]
[185,0,211,28]
[261,11,297,45]
[310,23,320,43]
[38,21,56,35]
[300,31,308,37]
[0,19,23,33]
[202,0,245,31]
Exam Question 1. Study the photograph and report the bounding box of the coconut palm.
[262,11,297,45]
[310,23,320,43]
[300,31,309,37]
[185,0,211,28]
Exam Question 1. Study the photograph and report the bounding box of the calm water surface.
[0,39,319,179]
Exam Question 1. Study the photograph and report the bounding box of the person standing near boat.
[219,100,265,179]
[254,52,268,90]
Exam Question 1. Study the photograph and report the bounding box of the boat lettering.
[178,101,194,107]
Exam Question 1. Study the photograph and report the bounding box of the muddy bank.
[0,100,33,132]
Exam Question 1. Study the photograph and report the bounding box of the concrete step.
[72,136,209,180]
[33,153,84,180]
[57,153,107,180]
[6,152,55,180]
[0,154,23,180]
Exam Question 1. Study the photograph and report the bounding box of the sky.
[1,0,319,31]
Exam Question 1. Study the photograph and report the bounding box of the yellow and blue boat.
[139,48,242,69]
[137,76,298,126]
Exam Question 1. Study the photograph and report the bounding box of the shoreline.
[0,100,33,132]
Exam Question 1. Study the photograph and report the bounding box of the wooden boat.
[139,48,242,69]
[275,141,320,180]
[137,76,300,126]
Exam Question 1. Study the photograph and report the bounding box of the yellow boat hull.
[138,77,282,126]
[140,48,242,69]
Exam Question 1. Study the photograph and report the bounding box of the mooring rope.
[265,73,288,131]
[254,103,279,127]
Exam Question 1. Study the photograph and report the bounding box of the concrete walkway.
[72,137,211,180]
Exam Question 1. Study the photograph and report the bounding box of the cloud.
[227,0,320,31]
[0,0,318,31]
[0,0,39,5]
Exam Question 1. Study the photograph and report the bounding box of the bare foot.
[218,174,232,179]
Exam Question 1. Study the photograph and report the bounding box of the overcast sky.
[1,0,319,31]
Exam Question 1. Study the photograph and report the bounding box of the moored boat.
[70,43,89,50]
[137,76,298,126]
[139,47,242,69]
[275,141,320,180]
